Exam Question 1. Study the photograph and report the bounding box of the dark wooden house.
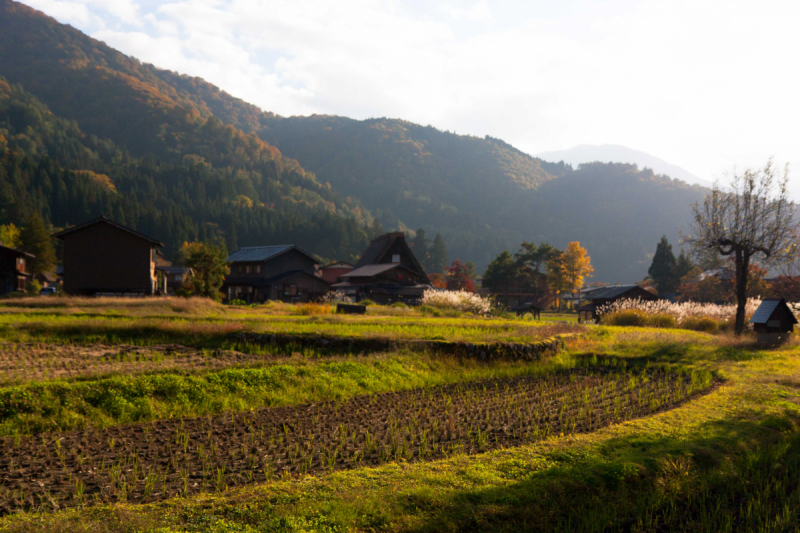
[575,284,657,322]
[332,232,431,304]
[0,244,34,295]
[53,217,164,296]
[223,245,328,303]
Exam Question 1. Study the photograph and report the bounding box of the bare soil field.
[0,343,275,384]
[0,366,713,514]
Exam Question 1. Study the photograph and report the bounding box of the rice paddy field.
[0,297,797,532]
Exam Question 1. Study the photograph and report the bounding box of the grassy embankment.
[0,298,797,531]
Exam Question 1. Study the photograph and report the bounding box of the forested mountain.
[0,78,374,261]
[0,0,711,281]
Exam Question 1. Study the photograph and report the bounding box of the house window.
[247,286,253,293]
[17,258,26,274]
[246,265,252,274]
[288,284,297,296]
[16,276,26,292]
[392,254,400,263]
[255,265,261,274]
[175,275,183,282]
[239,265,245,273]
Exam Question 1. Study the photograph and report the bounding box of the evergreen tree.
[464,261,477,280]
[648,235,678,296]
[18,212,56,275]
[483,250,519,306]
[428,233,448,274]
[675,250,695,281]
[412,229,429,268]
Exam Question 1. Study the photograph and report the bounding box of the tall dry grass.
[0,296,223,315]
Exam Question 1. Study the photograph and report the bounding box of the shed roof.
[226,245,318,264]
[577,285,653,300]
[52,216,163,247]
[749,298,798,325]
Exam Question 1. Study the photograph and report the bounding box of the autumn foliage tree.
[445,259,475,292]
[560,241,594,299]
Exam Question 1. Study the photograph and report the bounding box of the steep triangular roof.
[354,232,428,281]
[52,216,163,247]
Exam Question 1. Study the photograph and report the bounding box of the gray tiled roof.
[342,263,401,278]
[227,245,295,263]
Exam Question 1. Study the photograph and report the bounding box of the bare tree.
[685,159,797,334]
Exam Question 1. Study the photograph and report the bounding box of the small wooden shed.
[750,298,797,346]
[511,301,542,319]
[749,298,797,333]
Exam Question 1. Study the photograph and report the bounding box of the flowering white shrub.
[421,289,492,315]
[597,298,767,325]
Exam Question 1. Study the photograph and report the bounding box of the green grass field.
[0,297,796,532]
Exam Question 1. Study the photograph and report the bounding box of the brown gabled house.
[319,261,354,284]
[332,232,431,304]
[53,217,165,296]
[223,245,329,303]
[0,244,34,294]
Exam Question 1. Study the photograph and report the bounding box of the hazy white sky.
[20,0,800,183]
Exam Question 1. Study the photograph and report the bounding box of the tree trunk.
[734,248,750,335]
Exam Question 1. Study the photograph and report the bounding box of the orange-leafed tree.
[428,273,447,289]
[445,259,476,292]
[560,241,594,302]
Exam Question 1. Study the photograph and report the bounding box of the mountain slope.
[0,0,712,281]
[537,144,710,188]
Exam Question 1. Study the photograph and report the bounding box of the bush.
[420,289,492,315]
[25,280,42,296]
[646,313,678,328]
[296,303,330,315]
[602,310,648,327]
[681,316,720,333]
[390,302,408,308]
[360,299,376,306]
[230,299,246,306]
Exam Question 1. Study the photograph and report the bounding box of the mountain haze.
[538,144,711,188]
[0,0,710,281]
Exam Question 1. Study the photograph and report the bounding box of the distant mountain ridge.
[537,144,711,188]
[0,0,711,281]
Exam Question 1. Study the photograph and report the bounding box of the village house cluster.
[0,217,433,304]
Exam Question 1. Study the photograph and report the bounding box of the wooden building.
[480,271,555,309]
[319,261,354,284]
[575,284,657,322]
[156,266,193,295]
[750,298,798,346]
[53,217,164,296]
[223,245,328,303]
[0,244,33,295]
[332,232,431,304]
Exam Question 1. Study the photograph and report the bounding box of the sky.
[19,0,800,187]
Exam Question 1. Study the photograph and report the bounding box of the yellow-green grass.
[1,326,797,532]
[0,310,577,347]
[0,350,582,437]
